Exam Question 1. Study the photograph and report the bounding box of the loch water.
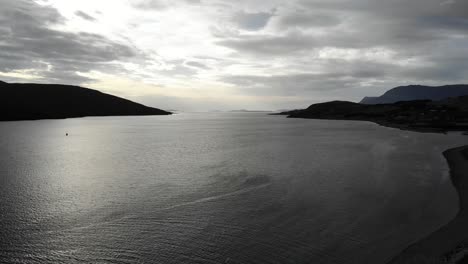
[0,113,465,264]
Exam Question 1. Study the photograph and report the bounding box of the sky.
[1,0,468,111]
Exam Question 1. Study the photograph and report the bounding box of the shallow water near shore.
[0,113,466,264]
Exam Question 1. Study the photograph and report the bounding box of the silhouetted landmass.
[0,81,171,121]
[279,97,468,132]
[361,84,468,104]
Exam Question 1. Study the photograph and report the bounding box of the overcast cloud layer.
[1,0,468,110]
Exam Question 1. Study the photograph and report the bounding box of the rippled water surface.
[0,113,466,263]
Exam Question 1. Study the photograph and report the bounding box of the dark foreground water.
[0,113,466,264]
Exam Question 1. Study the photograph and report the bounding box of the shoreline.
[284,114,468,134]
[389,145,468,264]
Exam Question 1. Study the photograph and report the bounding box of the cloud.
[216,31,318,56]
[132,0,201,10]
[231,10,275,31]
[185,61,211,70]
[221,64,389,97]
[274,10,341,29]
[2,0,468,110]
[440,0,456,6]
[212,0,468,101]
[162,62,198,77]
[75,10,96,21]
[0,0,138,84]
[132,0,168,10]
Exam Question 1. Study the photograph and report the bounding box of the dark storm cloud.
[295,0,468,44]
[0,0,138,84]
[275,11,341,29]
[232,10,275,31]
[75,10,96,21]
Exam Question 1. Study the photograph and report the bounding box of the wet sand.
[389,145,468,264]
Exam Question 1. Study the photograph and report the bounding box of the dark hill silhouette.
[0,81,171,121]
[360,84,468,104]
[278,97,468,132]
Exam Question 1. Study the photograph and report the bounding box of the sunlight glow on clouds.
[1,0,468,110]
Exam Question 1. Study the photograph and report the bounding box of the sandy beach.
[389,145,468,264]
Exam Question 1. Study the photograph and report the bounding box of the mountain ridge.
[360,84,468,104]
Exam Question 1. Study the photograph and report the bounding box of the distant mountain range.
[0,81,171,121]
[360,84,468,104]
